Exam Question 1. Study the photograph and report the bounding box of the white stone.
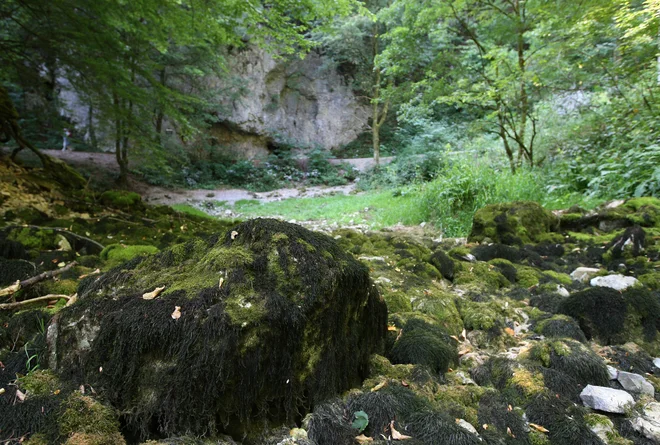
[570,267,601,283]
[590,274,640,291]
[580,385,634,414]
[607,365,619,380]
[631,402,660,442]
[654,358,660,369]
[555,285,570,297]
[456,419,479,436]
[617,371,655,396]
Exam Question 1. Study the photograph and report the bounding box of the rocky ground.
[2,156,660,445]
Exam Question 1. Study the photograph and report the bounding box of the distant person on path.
[62,128,71,151]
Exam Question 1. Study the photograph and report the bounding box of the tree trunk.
[88,104,97,149]
[516,2,529,167]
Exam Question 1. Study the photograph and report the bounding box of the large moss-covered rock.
[469,201,559,246]
[52,219,387,440]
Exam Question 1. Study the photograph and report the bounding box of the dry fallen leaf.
[79,385,85,394]
[390,421,412,440]
[387,325,398,332]
[370,381,387,392]
[231,231,239,240]
[504,327,516,336]
[53,389,60,395]
[171,306,182,320]
[460,328,467,340]
[507,404,513,412]
[143,286,166,300]
[401,380,409,387]
[355,434,374,443]
[482,424,489,430]
[15,389,25,402]
[529,423,549,433]
[219,277,224,289]
[0,388,5,395]
[507,427,515,438]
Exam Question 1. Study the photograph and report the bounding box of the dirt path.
[18,149,363,206]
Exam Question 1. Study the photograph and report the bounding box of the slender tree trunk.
[155,68,166,143]
[516,2,529,167]
[87,104,97,149]
[498,104,516,174]
[113,92,128,186]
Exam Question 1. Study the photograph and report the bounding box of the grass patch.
[229,191,426,228]
[171,204,217,219]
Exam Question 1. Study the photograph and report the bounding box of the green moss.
[515,265,541,288]
[536,232,565,244]
[448,246,471,259]
[510,368,545,397]
[526,339,609,387]
[542,270,572,286]
[639,272,660,290]
[411,290,464,335]
[528,429,551,445]
[59,393,123,439]
[8,228,58,250]
[23,434,49,445]
[534,315,587,343]
[625,197,660,212]
[18,370,60,397]
[44,278,79,296]
[100,244,159,267]
[99,190,143,210]
[454,262,510,290]
[568,230,622,245]
[381,289,413,313]
[469,201,559,245]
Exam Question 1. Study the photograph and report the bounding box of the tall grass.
[416,160,546,236]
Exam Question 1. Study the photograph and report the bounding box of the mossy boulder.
[53,218,387,440]
[469,201,559,246]
[559,287,660,349]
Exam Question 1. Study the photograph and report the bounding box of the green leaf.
[352,411,369,433]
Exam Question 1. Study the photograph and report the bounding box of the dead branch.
[0,294,71,311]
[0,261,77,298]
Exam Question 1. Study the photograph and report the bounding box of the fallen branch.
[1,225,105,253]
[0,261,77,298]
[0,294,71,311]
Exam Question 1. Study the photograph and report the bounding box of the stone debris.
[570,267,600,283]
[590,274,640,291]
[579,385,634,414]
[617,371,655,397]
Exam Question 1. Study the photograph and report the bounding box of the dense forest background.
[2,0,660,235]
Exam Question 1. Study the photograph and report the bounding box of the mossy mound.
[469,201,559,246]
[533,315,587,343]
[99,190,143,210]
[0,258,35,286]
[54,218,387,440]
[526,339,609,388]
[99,243,159,268]
[559,287,660,348]
[387,316,458,374]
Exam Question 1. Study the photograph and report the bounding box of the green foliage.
[351,411,369,433]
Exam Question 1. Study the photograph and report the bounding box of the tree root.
[0,294,72,310]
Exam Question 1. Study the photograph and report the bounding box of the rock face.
[212,47,370,157]
[580,385,634,414]
[59,47,370,156]
[53,219,387,439]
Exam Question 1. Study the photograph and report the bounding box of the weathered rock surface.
[580,385,634,413]
[52,219,387,439]
[617,371,655,396]
[590,274,640,291]
[570,267,601,283]
[631,402,660,442]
